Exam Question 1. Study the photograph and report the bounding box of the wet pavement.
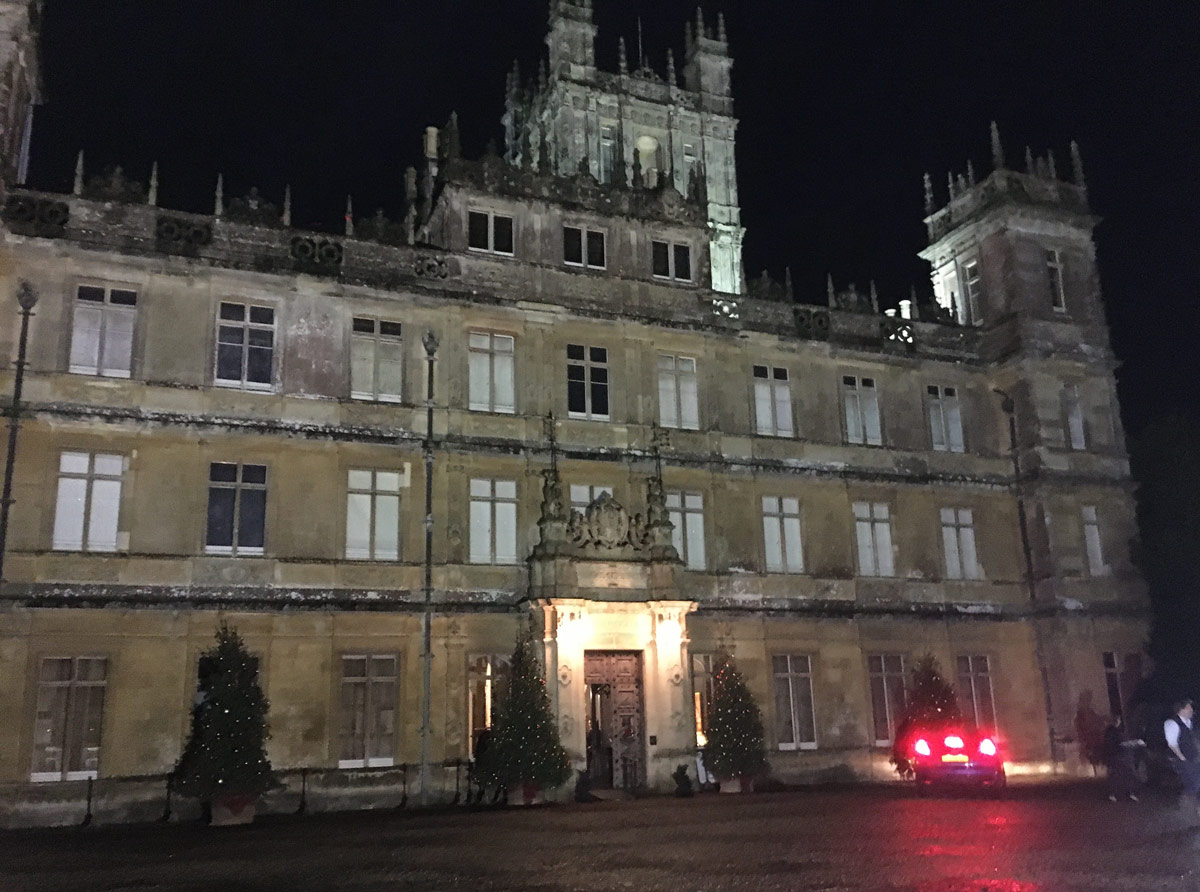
[1,783,1197,891]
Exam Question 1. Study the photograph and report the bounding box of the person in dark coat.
[1103,715,1140,801]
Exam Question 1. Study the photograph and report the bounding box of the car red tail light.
[914,738,931,757]
[944,735,964,749]
[978,737,997,757]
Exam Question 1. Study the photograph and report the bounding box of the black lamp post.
[994,387,1060,764]
[0,280,38,595]
[418,330,438,806]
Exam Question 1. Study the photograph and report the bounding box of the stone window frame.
[940,507,983,580]
[657,353,700,431]
[853,500,895,577]
[468,478,519,565]
[467,653,511,759]
[956,654,997,733]
[841,374,883,447]
[344,467,408,562]
[867,653,907,746]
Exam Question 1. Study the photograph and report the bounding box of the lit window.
[52,452,124,552]
[868,655,907,745]
[1045,249,1066,311]
[843,375,882,446]
[468,210,514,255]
[963,261,983,324]
[468,654,511,757]
[754,366,794,437]
[658,354,699,430]
[468,332,515,414]
[345,469,405,561]
[69,285,136,378]
[569,484,613,513]
[773,654,817,751]
[667,491,706,570]
[469,478,518,565]
[1063,385,1087,450]
[599,126,617,185]
[350,317,404,403]
[956,655,996,732]
[927,385,964,453]
[854,501,894,577]
[1082,505,1108,576]
[940,508,982,580]
[762,496,804,573]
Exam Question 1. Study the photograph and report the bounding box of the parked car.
[909,726,1006,794]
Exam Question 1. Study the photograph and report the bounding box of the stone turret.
[547,0,597,82]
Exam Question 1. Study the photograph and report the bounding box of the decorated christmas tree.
[477,631,570,798]
[173,624,277,802]
[703,654,768,783]
[891,653,962,777]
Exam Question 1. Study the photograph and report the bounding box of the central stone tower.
[504,1,745,294]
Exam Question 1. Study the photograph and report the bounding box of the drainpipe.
[0,280,38,595]
[418,331,439,806]
[994,388,1060,766]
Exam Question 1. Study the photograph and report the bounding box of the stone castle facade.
[0,1,1146,825]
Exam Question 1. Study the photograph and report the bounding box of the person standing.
[1165,699,1199,813]
[1103,715,1140,802]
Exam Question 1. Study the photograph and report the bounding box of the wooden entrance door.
[584,651,645,790]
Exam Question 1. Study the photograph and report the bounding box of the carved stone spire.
[947,171,956,201]
[443,111,462,162]
[147,161,158,207]
[533,412,568,558]
[344,195,354,236]
[827,274,836,308]
[869,280,880,314]
[1046,148,1057,180]
[923,172,933,215]
[784,267,794,301]
[990,120,1005,170]
[666,48,677,86]
[72,150,83,196]
[1025,145,1035,175]
[696,6,706,39]
[1070,140,1087,191]
[618,36,628,74]
[966,158,976,186]
[214,173,224,217]
[717,11,728,42]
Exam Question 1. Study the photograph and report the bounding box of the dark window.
[469,211,514,254]
[206,463,268,555]
[563,226,583,265]
[493,215,514,254]
[353,317,376,334]
[468,212,489,250]
[215,302,275,389]
[754,365,769,379]
[587,231,606,268]
[109,289,137,307]
[77,285,105,303]
[652,240,670,277]
[674,244,692,281]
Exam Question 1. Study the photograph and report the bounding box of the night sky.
[28,2,1199,437]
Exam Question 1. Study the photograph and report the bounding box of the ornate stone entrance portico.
[527,465,697,792]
